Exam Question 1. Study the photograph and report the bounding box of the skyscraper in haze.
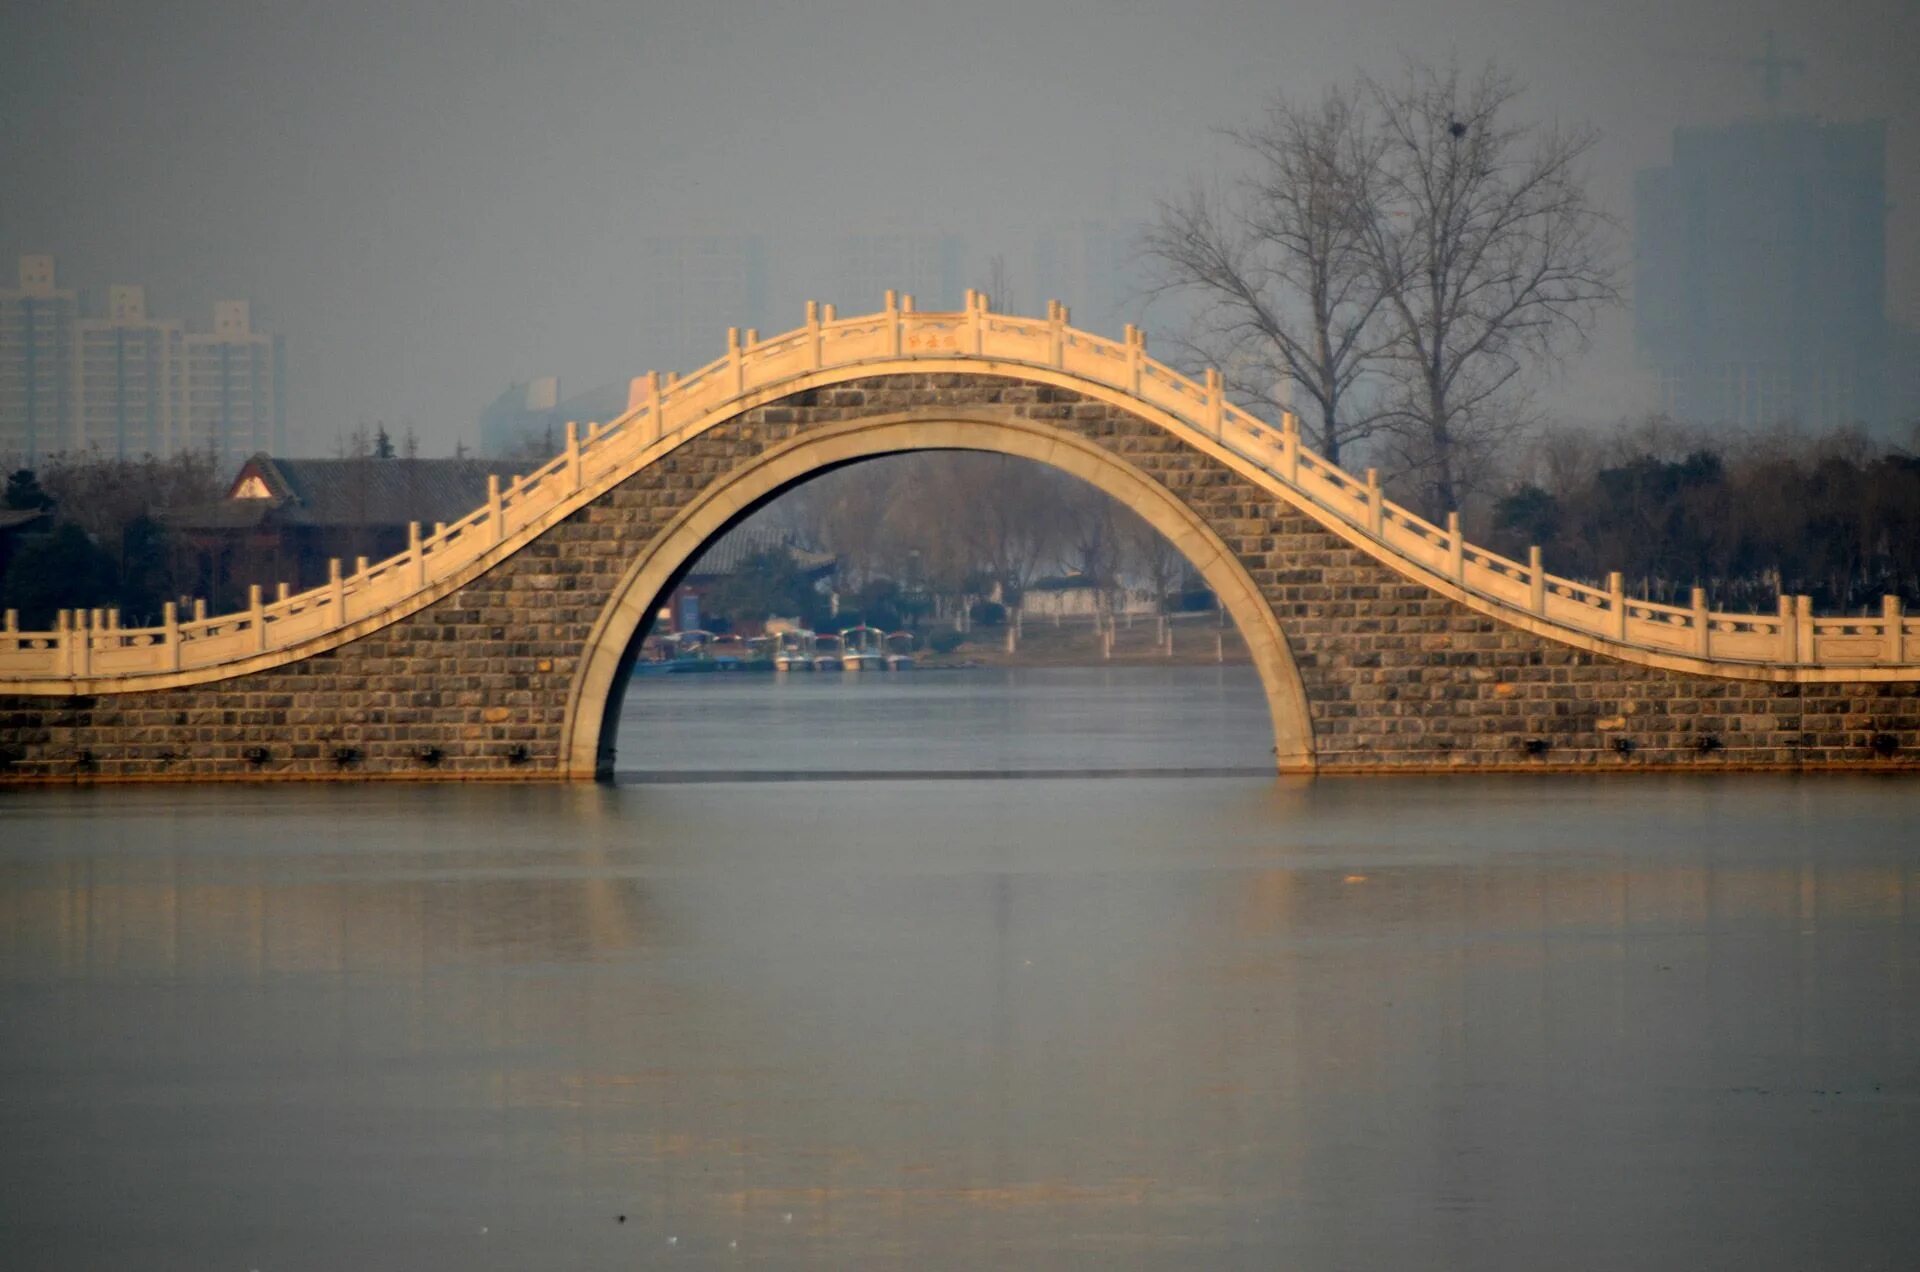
[1,258,284,464]
[1635,116,1889,431]
[0,255,78,462]
[74,284,182,459]
[1031,220,1135,335]
[178,300,285,463]
[635,235,769,374]
[830,232,966,314]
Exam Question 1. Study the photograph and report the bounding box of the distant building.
[634,235,770,374]
[0,255,79,462]
[1889,324,1920,437]
[830,231,966,314]
[1030,220,1135,335]
[475,377,630,458]
[663,524,836,635]
[478,377,560,456]
[1021,572,1158,620]
[73,285,183,459]
[0,256,284,464]
[178,301,285,463]
[169,452,527,602]
[1635,115,1891,431]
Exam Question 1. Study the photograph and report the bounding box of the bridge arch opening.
[562,412,1316,777]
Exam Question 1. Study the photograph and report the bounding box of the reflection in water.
[1,674,1917,1268]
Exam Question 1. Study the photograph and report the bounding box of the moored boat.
[773,629,815,672]
[811,631,846,671]
[885,630,917,670]
[840,625,887,670]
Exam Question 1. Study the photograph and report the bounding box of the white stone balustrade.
[2,296,1916,689]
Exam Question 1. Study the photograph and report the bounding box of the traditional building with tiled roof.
[169,453,532,602]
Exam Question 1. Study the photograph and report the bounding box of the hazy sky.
[5,0,1915,455]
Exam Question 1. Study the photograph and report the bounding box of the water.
[1,667,1916,1269]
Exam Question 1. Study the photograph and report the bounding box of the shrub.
[928,629,967,655]
[969,600,1006,626]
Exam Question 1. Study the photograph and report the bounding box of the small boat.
[811,631,846,671]
[839,625,887,671]
[885,630,917,670]
[774,629,814,672]
[702,634,752,671]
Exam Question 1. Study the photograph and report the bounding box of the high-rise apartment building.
[0,257,284,464]
[0,255,79,462]
[179,300,285,462]
[1635,116,1890,431]
[74,284,183,459]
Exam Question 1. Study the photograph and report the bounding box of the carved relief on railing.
[1,296,1914,685]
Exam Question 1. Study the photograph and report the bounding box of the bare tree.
[1361,61,1621,517]
[1114,505,1183,614]
[1142,86,1394,465]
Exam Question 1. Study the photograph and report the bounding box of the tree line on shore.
[1,453,220,628]
[1485,421,1920,613]
[5,414,1919,635]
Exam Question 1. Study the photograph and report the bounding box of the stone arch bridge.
[3,294,1918,781]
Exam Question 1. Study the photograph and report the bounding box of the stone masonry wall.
[3,372,1918,780]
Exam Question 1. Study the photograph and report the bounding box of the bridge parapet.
[2,291,1916,690]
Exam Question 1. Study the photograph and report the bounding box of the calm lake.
[2,666,1916,1269]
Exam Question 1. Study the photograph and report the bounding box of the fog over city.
[4,0,1915,456]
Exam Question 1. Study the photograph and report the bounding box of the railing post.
[193,599,206,623]
[163,601,180,672]
[277,582,290,603]
[1529,547,1546,614]
[807,300,822,369]
[1883,595,1903,665]
[488,474,503,545]
[1048,300,1065,366]
[2,609,14,636]
[1777,595,1795,662]
[55,610,71,677]
[1795,594,1814,665]
[968,289,984,354]
[565,420,581,492]
[1446,512,1464,582]
[725,326,743,394]
[1609,572,1627,641]
[643,371,662,444]
[1125,324,1143,394]
[1281,411,1300,484]
[1366,469,1384,537]
[74,610,92,678]
[1692,587,1711,657]
[250,584,266,652]
[330,558,345,627]
[1205,368,1224,439]
[409,520,425,589]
